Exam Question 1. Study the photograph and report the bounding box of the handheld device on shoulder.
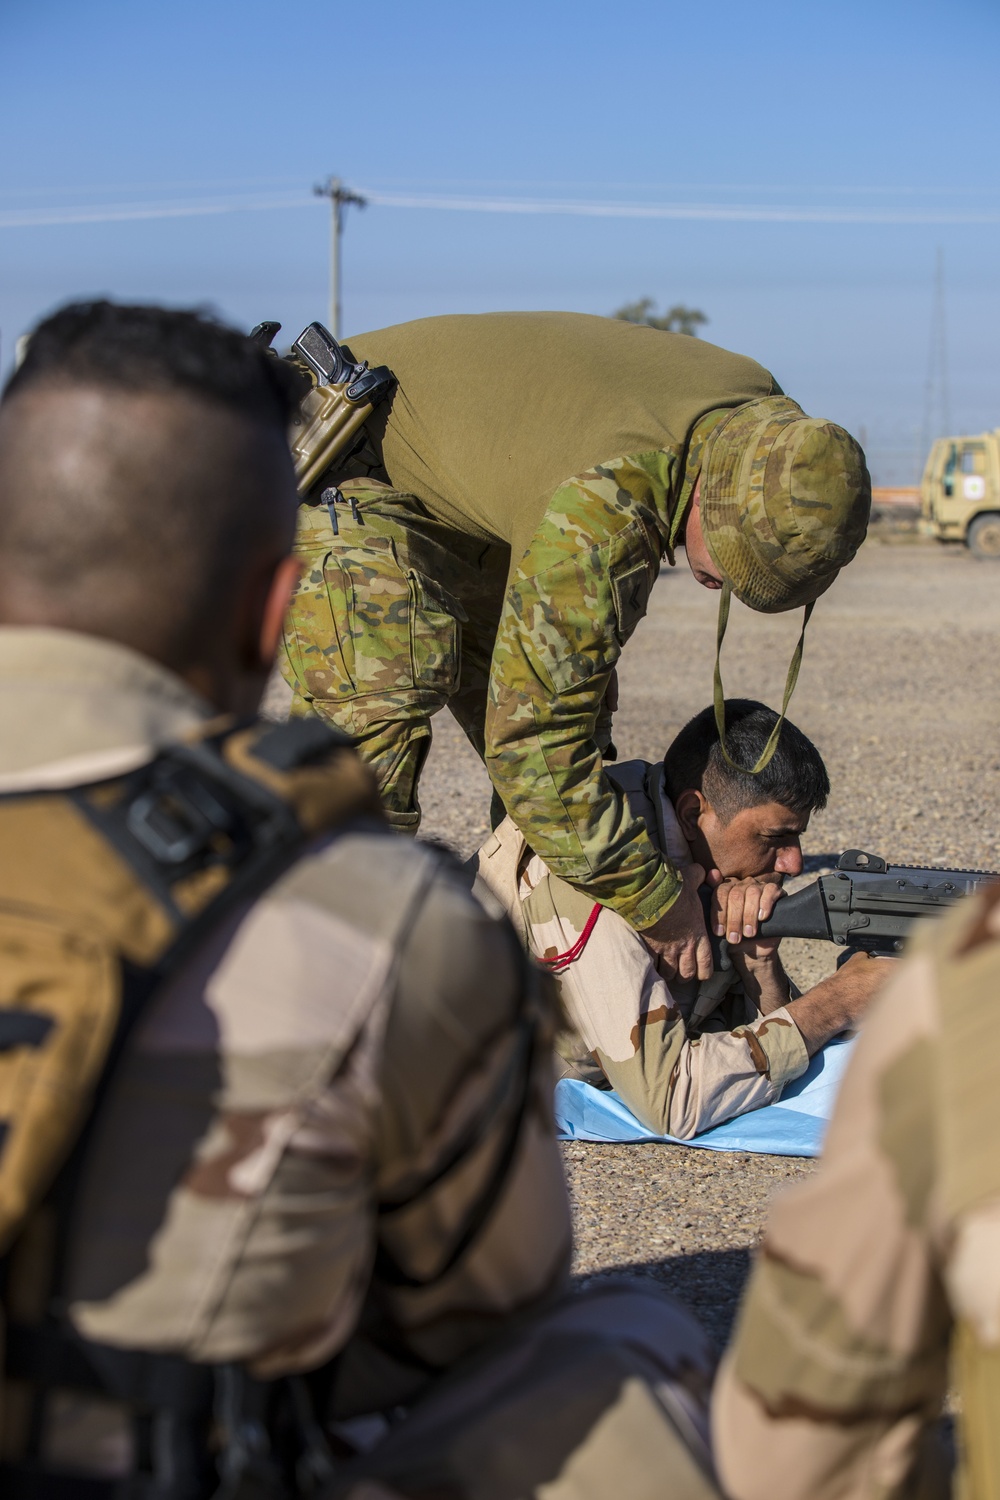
[251,320,395,495]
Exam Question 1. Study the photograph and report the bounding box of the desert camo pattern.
[713,884,1000,1500]
[335,1281,722,1500]
[473,760,809,1139]
[0,630,727,1497]
[283,446,717,927]
[0,630,571,1405]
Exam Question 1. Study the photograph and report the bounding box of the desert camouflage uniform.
[282,311,782,932]
[0,628,721,1499]
[713,883,1000,1500]
[475,759,808,1139]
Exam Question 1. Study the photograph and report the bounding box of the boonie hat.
[700,396,871,614]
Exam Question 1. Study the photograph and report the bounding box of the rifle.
[250,320,395,495]
[759,849,998,955]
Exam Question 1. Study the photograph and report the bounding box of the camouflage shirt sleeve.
[484,456,683,929]
[712,951,953,1500]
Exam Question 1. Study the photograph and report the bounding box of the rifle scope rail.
[759,848,999,953]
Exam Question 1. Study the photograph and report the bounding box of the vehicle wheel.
[968,513,1000,559]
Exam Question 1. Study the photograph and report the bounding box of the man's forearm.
[731,952,791,1016]
[785,955,892,1056]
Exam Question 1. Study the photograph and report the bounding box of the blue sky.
[2,0,998,482]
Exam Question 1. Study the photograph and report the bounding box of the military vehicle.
[920,430,1000,558]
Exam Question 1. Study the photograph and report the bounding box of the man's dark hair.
[4,299,307,423]
[663,700,829,822]
[0,300,308,670]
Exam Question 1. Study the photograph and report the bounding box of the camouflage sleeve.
[484,460,681,930]
[712,952,953,1500]
[65,833,571,1393]
[521,857,809,1138]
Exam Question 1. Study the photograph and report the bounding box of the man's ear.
[258,554,302,669]
[674,787,707,840]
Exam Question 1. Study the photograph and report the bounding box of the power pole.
[921,247,951,461]
[313,176,367,339]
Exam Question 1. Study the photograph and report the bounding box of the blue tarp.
[554,1034,856,1157]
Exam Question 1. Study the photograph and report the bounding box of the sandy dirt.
[416,541,1000,1348]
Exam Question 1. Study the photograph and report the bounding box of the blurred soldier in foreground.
[281,311,872,986]
[478,701,891,1137]
[713,882,1000,1499]
[0,301,720,1500]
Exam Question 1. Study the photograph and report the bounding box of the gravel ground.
[416,540,1000,1349]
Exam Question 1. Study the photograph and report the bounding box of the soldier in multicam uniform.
[477,700,890,1138]
[281,312,871,983]
[712,881,1000,1500]
[0,301,723,1500]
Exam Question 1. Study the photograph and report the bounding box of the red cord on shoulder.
[538,902,603,972]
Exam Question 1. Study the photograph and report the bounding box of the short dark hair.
[4,299,307,423]
[0,300,307,670]
[663,700,829,822]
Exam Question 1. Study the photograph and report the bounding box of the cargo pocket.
[408,570,465,695]
[286,525,466,707]
[611,561,653,647]
[283,547,357,703]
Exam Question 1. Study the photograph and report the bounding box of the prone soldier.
[477,699,892,1138]
[0,300,722,1500]
[278,311,872,985]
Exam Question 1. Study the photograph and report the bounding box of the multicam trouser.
[283,481,510,834]
[282,460,676,929]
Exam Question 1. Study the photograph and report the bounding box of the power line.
[0,193,314,229]
[359,191,1000,226]
[3,188,1000,231]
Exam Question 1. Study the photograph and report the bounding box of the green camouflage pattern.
[281,458,688,927]
[280,403,868,927]
[700,397,871,613]
[282,480,508,833]
[484,454,686,925]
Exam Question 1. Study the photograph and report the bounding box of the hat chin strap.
[712,582,815,773]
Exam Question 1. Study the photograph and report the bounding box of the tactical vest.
[0,714,384,1500]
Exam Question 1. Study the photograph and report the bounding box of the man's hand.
[638,864,712,982]
[707,870,785,948]
[787,951,895,1056]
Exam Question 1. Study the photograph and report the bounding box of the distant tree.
[613,298,707,336]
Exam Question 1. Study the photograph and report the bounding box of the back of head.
[699,397,871,613]
[0,300,307,671]
[663,699,829,821]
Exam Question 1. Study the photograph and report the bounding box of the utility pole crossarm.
[313,176,367,339]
